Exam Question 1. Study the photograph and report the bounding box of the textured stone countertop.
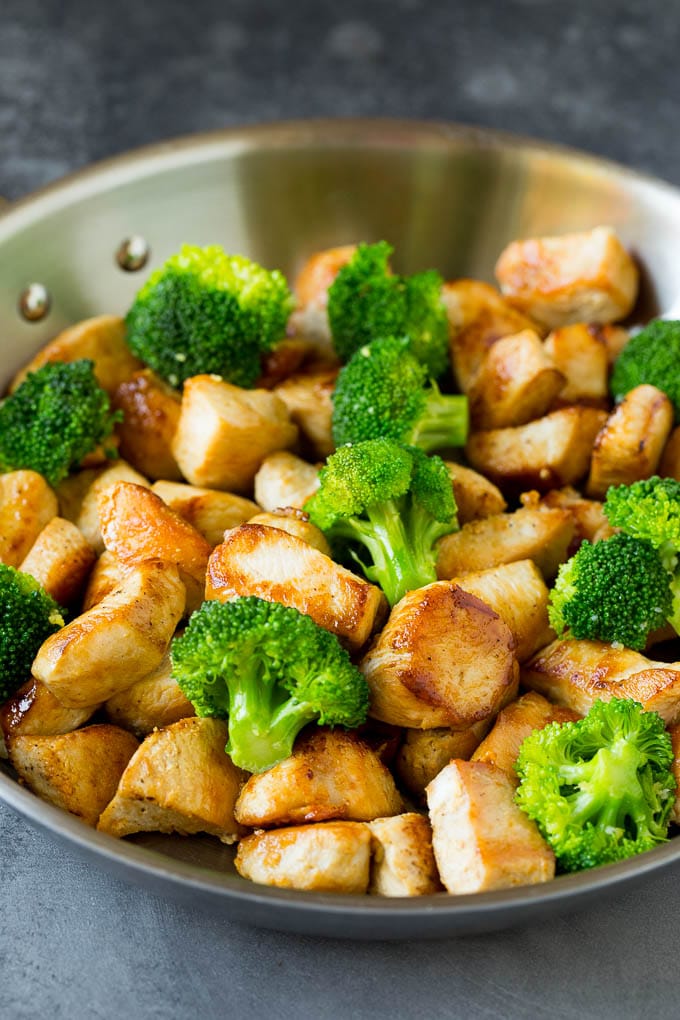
[2,1,680,1017]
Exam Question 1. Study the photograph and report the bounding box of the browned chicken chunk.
[523,639,680,722]
[33,560,185,708]
[236,821,371,893]
[426,760,555,893]
[234,730,403,828]
[394,723,491,799]
[97,717,246,843]
[436,504,574,581]
[494,226,639,328]
[206,523,386,652]
[360,582,518,729]
[9,315,142,395]
[0,471,58,568]
[368,813,442,896]
[471,690,581,781]
[9,724,139,827]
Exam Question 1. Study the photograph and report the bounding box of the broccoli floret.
[125,244,294,389]
[548,533,673,650]
[610,320,680,421]
[0,360,121,487]
[603,476,680,630]
[515,698,675,872]
[331,336,468,452]
[326,242,449,377]
[0,565,64,702]
[170,596,369,774]
[604,476,680,562]
[306,439,458,606]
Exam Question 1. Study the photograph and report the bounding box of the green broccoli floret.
[0,565,64,702]
[331,336,468,452]
[548,532,673,651]
[170,596,369,774]
[610,320,680,421]
[0,360,121,487]
[326,242,449,377]
[125,244,294,389]
[515,698,676,872]
[306,439,458,606]
[604,476,680,562]
[603,476,680,629]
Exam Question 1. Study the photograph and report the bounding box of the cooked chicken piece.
[246,509,331,556]
[105,652,194,736]
[659,427,680,481]
[668,723,680,825]
[9,315,142,395]
[257,337,312,389]
[54,468,99,524]
[467,329,565,429]
[9,725,139,826]
[436,504,574,580]
[151,480,258,547]
[465,406,608,494]
[97,717,246,842]
[426,760,555,893]
[543,323,609,407]
[596,323,630,365]
[82,551,130,610]
[394,722,491,799]
[235,821,371,893]
[295,244,358,307]
[0,471,58,568]
[206,523,386,652]
[368,813,441,896]
[289,244,357,358]
[98,482,211,612]
[541,486,615,551]
[586,384,673,498]
[253,451,320,511]
[445,462,507,523]
[360,582,518,729]
[441,279,543,391]
[234,730,403,828]
[0,679,100,755]
[19,517,96,605]
[33,560,185,708]
[452,559,554,662]
[494,226,639,328]
[70,460,150,553]
[523,638,680,722]
[274,368,337,459]
[471,691,581,781]
[171,375,298,492]
[112,369,183,480]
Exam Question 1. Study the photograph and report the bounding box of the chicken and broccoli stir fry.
[4,227,680,898]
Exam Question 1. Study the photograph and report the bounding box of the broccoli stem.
[332,502,437,606]
[410,385,469,453]
[224,658,318,772]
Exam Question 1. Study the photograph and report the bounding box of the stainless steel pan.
[2,119,680,939]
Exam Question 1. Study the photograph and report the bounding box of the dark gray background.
[2,1,679,1017]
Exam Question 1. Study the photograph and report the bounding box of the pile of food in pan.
[2,226,680,896]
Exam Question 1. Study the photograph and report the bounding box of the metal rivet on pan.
[18,282,51,322]
[116,235,150,271]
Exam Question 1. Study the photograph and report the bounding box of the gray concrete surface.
[2,1,680,1016]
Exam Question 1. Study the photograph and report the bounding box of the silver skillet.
[2,119,680,939]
